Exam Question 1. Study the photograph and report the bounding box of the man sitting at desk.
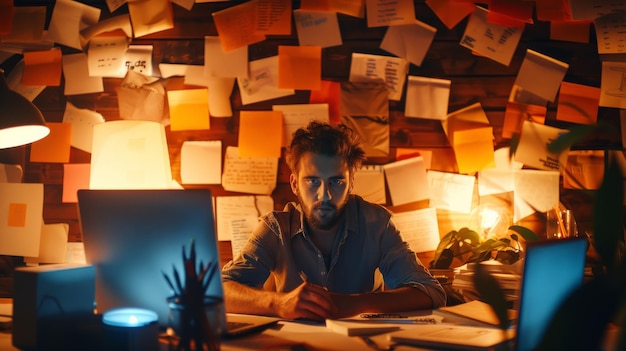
[221,121,446,321]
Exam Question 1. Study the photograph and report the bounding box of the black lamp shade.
[0,73,50,149]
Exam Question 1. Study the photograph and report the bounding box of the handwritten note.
[256,0,292,35]
[392,207,440,253]
[349,53,408,101]
[87,34,129,77]
[365,0,415,27]
[221,146,278,195]
[293,9,342,47]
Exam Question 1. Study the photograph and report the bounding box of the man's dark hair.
[285,121,367,175]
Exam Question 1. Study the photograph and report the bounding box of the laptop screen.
[77,189,223,328]
[515,238,587,351]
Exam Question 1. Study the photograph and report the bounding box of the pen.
[299,271,308,283]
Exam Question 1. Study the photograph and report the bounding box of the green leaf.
[508,225,540,242]
[547,124,596,154]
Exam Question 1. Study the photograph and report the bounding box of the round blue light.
[102,307,158,327]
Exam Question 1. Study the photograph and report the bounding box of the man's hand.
[275,281,337,321]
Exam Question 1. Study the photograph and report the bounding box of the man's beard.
[298,193,348,230]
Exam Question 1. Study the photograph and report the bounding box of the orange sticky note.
[488,0,533,24]
[556,82,600,125]
[502,102,546,139]
[300,0,330,10]
[62,163,90,203]
[278,45,321,90]
[30,122,72,163]
[551,21,590,43]
[0,0,13,35]
[22,49,63,86]
[213,1,266,52]
[310,80,341,124]
[425,0,474,30]
[451,126,495,174]
[238,110,283,158]
[256,0,292,35]
[168,89,210,131]
[7,203,27,227]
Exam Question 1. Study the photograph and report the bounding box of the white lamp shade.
[90,120,172,189]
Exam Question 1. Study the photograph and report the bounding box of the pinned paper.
[513,169,560,221]
[238,111,283,158]
[502,101,546,139]
[380,19,437,67]
[405,76,451,120]
[330,0,364,18]
[117,70,167,124]
[563,150,605,190]
[425,0,474,30]
[514,49,569,103]
[62,163,90,203]
[460,5,523,66]
[349,53,408,101]
[24,223,68,264]
[208,77,235,117]
[62,101,105,153]
[204,36,248,78]
[44,0,101,50]
[118,45,153,77]
[392,207,440,253]
[442,103,495,174]
[599,61,626,109]
[278,45,322,90]
[397,149,433,169]
[310,80,341,124]
[127,0,174,38]
[428,170,476,214]
[383,156,430,206]
[478,146,523,196]
[556,81,600,124]
[180,140,222,185]
[514,120,569,171]
[237,56,295,105]
[0,182,43,257]
[216,195,274,258]
[221,146,278,195]
[256,0,292,35]
[293,9,342,48]
[1,6,46,43]
[551,21,590,44]
[595,12,626,54]
[30,122,72,163]
[365,0,415,27]
[80,14,132,49]
[273,103,329,146]
[353,165,386,204]
[62,53,104,95]
[87,34,129,77]
[22,48,62,86]
[167,88,210,131]
[569,0,626,21]
[212,1,266,52]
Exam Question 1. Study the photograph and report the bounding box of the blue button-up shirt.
[221,195,446,307]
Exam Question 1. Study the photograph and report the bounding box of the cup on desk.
[166,296,223,351]
[546,208,577,239]
[102,307,159,351]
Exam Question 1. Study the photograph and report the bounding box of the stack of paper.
[433,300,517,329]
[452,263,521,301]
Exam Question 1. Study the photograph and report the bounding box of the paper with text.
[428,171,475,214]
[405,76,451,120]
[293,9,342,48]
[237,56,295,105]
[222,146,278,195]
[256,0,292,35]
[349,52,408,101]
[595,12,626,54]
[365,0,415,27]
[569,0,626,21]
[212,0,266,51]
[87,34,129,77]
[238,110,283,158]
[62,163,90,203]
[393,207,440,253]
[0,182,43,257]
[181,140,222,185]
[380,19,436,67]
[383,156,430,206]
[514,120,569,171]
[216,195,274,258]
[513,169,559,221]
[62,101,105,153]
[353,165,386,204]
[460,5,523,66]
[273,103,329,146]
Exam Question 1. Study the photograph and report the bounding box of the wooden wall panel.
[2,1,622,266]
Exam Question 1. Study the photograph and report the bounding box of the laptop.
[77,189,279,337]
[390,237,588,351]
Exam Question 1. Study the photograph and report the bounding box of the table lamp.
[0,69,50,149]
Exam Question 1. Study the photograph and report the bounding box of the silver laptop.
[391,237,588,350]
[77,189,279,337]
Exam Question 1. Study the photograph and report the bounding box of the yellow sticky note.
[22,48,63,86]
[30,122,72,163]
[238,111,283,158]
[278,45,321,90]
[8,203,27,227]
[168,89,210,131]
[212,1,266,52]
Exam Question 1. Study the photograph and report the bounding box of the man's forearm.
[222,281,280,317]
[330,286,435,318]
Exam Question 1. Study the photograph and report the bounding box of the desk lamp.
[0,69,49,149]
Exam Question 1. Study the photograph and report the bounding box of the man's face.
[290,152,352,230]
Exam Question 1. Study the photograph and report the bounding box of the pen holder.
[167,296,223,351]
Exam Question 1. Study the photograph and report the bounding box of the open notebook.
[390,237,588,351]
[77,189,279,337]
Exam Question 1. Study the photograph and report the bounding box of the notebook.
[390,237,588,351]
[77,189,279,337]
